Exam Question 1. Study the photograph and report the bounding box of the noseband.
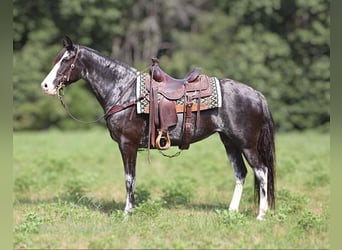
[57,45,80,92]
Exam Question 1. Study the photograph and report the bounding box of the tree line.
[13,0,330,131]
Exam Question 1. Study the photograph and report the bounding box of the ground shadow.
[14,194,126,216]
[15,193,240,216]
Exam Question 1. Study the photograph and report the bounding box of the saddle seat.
[151,57,201,84]
[150,58,202,100]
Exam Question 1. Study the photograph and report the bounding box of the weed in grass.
[161,178,195,206]
[58,176,90,203]
[297,209,328,233]
[39,157,73,182]
[277,189,309,215]
[134,186,151,205]
[15,211,47,234]
[134,199,164,218]
[51,158,70,172]
[241,185,255,204]
[172,241,187,249]
[278,157,296,177]
[110,209,126,222]
[14,175,37,193]
[305,173,330,188]
[215,209,248,226]
[14,212,48,248]
[88,237,111,249]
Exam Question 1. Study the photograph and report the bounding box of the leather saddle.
[146,58,213,151]
[149,58,210,100]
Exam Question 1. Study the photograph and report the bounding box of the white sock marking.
[229,179,244,211]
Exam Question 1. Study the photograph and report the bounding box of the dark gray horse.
[41,37,276,220]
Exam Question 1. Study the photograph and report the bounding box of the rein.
[56,57,182,159]
[58,89,106,124]
[57,65,150,124]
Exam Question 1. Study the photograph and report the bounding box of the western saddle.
[147,58,213,151]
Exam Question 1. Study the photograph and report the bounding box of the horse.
[40,36,276,220]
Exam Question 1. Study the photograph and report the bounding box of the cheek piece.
[57,46,80,93]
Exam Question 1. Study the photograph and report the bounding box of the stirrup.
[156,130,171,150]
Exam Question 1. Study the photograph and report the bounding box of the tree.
[160,0,330,131]
[13,0,330,131]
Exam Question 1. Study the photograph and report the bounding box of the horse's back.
[220,78,265,105]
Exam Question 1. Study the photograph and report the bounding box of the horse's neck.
[81,48,137,110]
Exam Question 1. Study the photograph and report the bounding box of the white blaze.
[40,51,69,95]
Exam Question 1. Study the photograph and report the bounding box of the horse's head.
[41,36,83,95]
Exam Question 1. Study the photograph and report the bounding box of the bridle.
[56,45,108,124]
[56,47,149,124]
[56,45,81,93]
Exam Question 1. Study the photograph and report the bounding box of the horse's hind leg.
[219,134,247,212]
[242,148,268,220]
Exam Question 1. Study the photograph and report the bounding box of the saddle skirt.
[136,73,222,114]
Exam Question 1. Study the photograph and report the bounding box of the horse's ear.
[62,36,74,51]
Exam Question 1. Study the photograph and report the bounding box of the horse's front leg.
[119,140,138,215]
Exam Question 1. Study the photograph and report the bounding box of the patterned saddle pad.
[136,73,222,114]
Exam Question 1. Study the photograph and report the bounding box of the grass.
[13,128,330,249]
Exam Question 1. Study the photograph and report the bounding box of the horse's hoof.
[123,214,130,222]
[123,210,132,221]
[256,214,266,221]
[228,207,239,212]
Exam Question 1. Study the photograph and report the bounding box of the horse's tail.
[255,95,276,209]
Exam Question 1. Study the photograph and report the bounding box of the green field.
[13,129,329,249]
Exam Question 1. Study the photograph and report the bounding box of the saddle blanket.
[136,73,222,114]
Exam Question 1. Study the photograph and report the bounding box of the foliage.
[297,209,328,233]
[161,178,195,206]
[215,209,248,226]
[133,199,164,218]
[15,212,47,234]
[13,0,329,131]
[13,130,329,249]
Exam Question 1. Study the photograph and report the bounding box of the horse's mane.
[81,45,137,76]
[53,45,137,78]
